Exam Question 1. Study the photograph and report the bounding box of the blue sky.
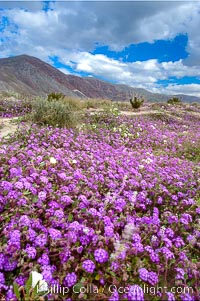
[0,1,200,96]
[93,35,189,63]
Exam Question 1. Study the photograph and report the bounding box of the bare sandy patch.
[0,117,19,138]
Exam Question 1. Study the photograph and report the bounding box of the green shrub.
[167,97,182,105]
[177,141,200,162]
[31,98,79,128]
[115,101,131,111]
[150,102,169,110]
[0,91,21,99]
[47,92,65,102]
[85,99,97,109]
[62,97,84,110]
[85,98,112,109]
[84,108,120,133]
[130,95,144,109]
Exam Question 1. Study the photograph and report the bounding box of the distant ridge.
[0,54,199,103]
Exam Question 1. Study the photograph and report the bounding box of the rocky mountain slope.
[0,55,199,102]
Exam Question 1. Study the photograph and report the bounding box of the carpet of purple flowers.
[0,100,200,301]
[0,99,32,118]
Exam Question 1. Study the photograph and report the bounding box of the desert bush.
[187,103,200,113]
[47,92,65,102]
[83,106,121,133]
[31,98,79,128]
[115,101,130,111]
[150,102,169,111]
[167,97,182,105]
[85,98,97,109]
[85,98,112,109]
[0,91,21,99]
[130,95,144,109]
[177,141,200,162]
[62,97,84,110]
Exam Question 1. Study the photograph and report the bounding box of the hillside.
[0,54,199,102]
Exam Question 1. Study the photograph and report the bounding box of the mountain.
[0,54,199,103]
[0,55,77,98]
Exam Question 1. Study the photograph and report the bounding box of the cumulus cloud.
[57,68,71,75]
[55,50,200,91]
[1,1,199,55]
[0,1,200,96]
[159,84,200,97]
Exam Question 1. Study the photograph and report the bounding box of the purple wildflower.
[38,253,50,266]
[58,172,67,180]
[180,293,195,301]
[42,266,53,283]
[0,272,5,284]
[1,181,13,191]
[4,259,18,271]
[27,229,37,241]
[25,246,37,259]
[104,226,114,237]
[148,271,159,285]
[19,215,31,227]
[133,242,144,253]
[175,268,185,280]
[49,228,62,240]
[173,237,185,248]
[35,234,47,247]
[82,260,95,273]
[0,253,5,269]
[138,268,149,281]
[6,287,16,301]
[64,272,77,287]
[60,195,72,205]
[54,209,64,219]
[161,247,175,260]
[132,233,141,243]
[166,292,176,301]
[127,285,144,301]
[109,290,119,301]
[15,275,26,286]
[14,181,24,190]
[38,191,47,201]
[165,228,174,238]
[94,248,109,263]
[180,213,192,225]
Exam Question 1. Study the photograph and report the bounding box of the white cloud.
[0,1,200,97]
[1,2,199,55]
[56,51,199,90]
[57,68,71,75]
[159,84,200,97]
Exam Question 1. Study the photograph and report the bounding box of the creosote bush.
[30,97,79,128]
[167,97,182,105]
[115,101,131,111]
[47,92,65,102]
[85,98,112,110]
[60,97,87,112]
